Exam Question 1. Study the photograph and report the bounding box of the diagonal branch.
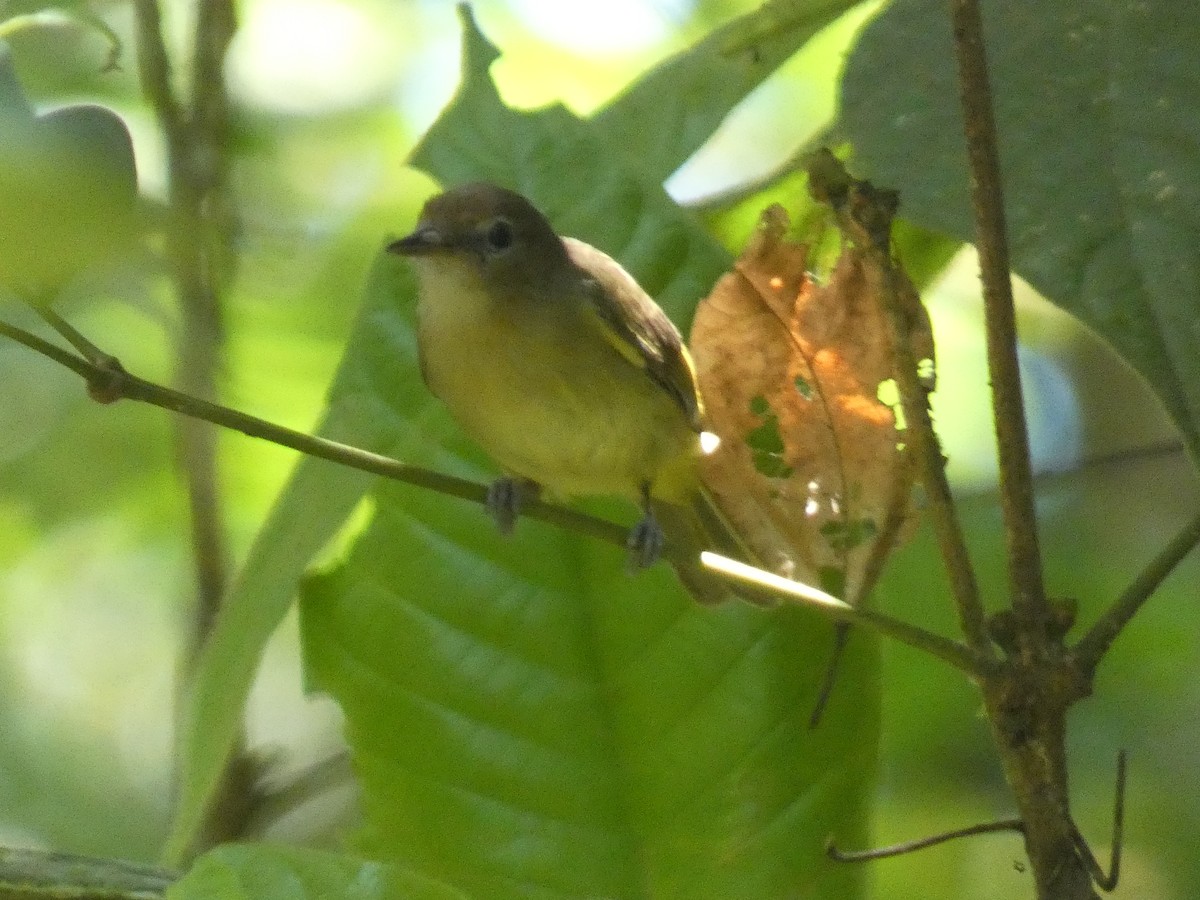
[1074,511,1200,675]
[3,317,1007,678]
[701,552,999,676]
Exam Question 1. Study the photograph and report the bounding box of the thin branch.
[949,5,1102,897]
[829,754,1125,886]
[879,265,991,654]
[164,17,234,674]
[701,552,999,676]
[0,316,1011,681]
[949,0,1048,649]
[38,306,119,367]
[20,305,1037,678]
[1071,750,1126,892]
[807,624,848,728]
[1074,511,1200,675]
[828,817,1024,862]
[850,449,921,607]
[0,846,176,899]
[0,319,630,550]
[134,0,243,855]
[131,0,182,136]
[135,0,238,663]
[241,751,355,838]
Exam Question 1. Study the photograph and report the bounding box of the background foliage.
[0,0,1195,898]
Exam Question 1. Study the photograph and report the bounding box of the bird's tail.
[652,489,774,607]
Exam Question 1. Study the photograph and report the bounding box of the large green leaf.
[838,0,1200,455]
[168,844,467,900]
[302,484,877,897]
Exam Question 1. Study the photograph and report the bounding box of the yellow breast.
[411,256,699,503]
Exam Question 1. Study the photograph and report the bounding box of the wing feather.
[564,238,704,432]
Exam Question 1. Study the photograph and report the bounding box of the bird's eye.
[484,218,514,253]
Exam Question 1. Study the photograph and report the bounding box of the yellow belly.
[415,261,698,502]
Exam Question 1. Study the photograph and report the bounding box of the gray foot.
[627,508,665,570]
[486,477,536,535]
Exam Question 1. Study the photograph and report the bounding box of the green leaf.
[297,8,880,897]
[168,844,468,900]
[594,0,863,183]
[838,0,1200,456]
[165,254,432,862]
[0,44,137,299]
[301,482,878,897]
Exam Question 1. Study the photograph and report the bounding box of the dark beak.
[387,226,446,256]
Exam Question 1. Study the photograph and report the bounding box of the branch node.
[86,354,129,405]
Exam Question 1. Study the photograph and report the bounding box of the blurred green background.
[0,0,1195,897]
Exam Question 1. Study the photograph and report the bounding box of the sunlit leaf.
[595,0,862,183]
[691,199,930,602]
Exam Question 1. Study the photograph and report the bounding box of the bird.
[387,182,747,603]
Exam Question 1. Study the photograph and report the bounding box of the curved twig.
[828,817,1024,862]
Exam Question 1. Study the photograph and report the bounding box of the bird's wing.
[564,238,704,432]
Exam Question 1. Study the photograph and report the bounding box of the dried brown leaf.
[691,203,933,603]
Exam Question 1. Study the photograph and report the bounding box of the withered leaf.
[690,203,933,603]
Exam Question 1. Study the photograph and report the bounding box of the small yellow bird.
[388,182,742,601]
